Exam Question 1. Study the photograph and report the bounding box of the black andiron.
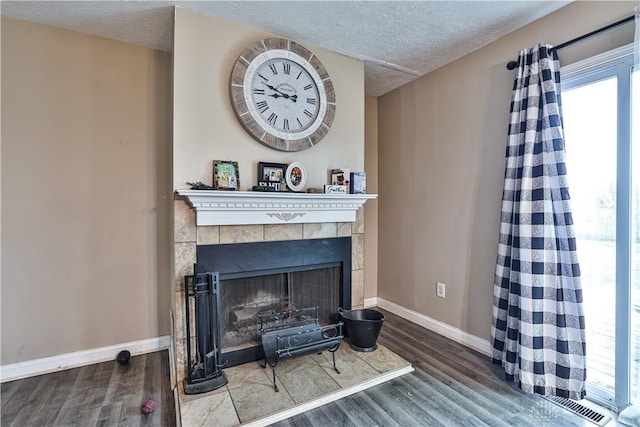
[259,306,343,392]
[183,269,228,394]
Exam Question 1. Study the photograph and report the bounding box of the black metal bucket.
[339,308,384,352]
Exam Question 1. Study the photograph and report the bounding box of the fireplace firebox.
[195,237,352,367]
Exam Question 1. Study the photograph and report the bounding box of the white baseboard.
[363,297,378,308]
[0,336,171,383]
[374,297,491,356]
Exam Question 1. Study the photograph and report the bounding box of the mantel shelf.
[175,190,378,226]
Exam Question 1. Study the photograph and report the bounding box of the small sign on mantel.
[324,185,348,194]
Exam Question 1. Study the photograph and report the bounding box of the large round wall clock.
[230,38,336,152]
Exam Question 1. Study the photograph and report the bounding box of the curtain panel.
[490,43,587,400]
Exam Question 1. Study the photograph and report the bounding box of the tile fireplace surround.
[172,191,377,388]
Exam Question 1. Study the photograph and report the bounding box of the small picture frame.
[350,172,366,194]
[330,168,350,185]
[213,160,240,190]
[286,161,307,192]
[258,162,288,190]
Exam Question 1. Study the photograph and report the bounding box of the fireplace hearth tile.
[174,242,196,291]
[220,224,264,243]
[173,293,185,339]
[174,200,196,243]
[271,353,318,375]
[278,364,341,404]
[264,223,303,241]
[230,377,294,423]
[196,225,220,245]
[351,234,365,270]
[312,347,379,388]
[351,269,365,308]
[353,207,365,234]
[173,336,186,382]
[180,388,238,427]
[352,343,409,373]
[176,343,412,426]
[179,381,228,402]
[337,222,352,237]
[302,222,337,239]
[223,361,272,390]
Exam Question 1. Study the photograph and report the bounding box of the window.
[561,44,636,409]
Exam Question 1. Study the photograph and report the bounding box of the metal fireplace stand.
[259,306,343,392]
[183,270,228,394]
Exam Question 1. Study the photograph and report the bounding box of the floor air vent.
[542,395,611,426]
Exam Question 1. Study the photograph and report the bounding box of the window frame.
[561,43,634,410]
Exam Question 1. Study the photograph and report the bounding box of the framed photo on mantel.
[286,161,307,192]
[213,160,240,190]
[258,162,287,191]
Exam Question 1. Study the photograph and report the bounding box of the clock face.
[230,39,335,152]
[246,53,325,141]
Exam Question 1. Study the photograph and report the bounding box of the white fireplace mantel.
[176,190,378,226]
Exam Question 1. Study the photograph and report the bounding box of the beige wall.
[364,96,378,300]
[173,7,365,191]
[1,18,173,364]
[377,1,635,340]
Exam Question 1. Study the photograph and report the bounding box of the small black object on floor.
[116,350,131,365]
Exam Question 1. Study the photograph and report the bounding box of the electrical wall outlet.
[436,282,446,298]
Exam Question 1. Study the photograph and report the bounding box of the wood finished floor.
[273,308,619,427]
[1,312,621,427]
[1,350,175,427]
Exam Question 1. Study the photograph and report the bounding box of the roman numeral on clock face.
[283,62,291,75]
[253,89,265,95]
[256,100,269,113]
[283,118,290,131]
[268,63,278,75]
[304,84,313,90]
[307,98,316,105]
[267,113,278,125]
[303,109,313,118]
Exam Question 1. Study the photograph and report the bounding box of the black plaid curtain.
[490,43,587,400]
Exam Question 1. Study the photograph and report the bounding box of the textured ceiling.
[1,1,571,96]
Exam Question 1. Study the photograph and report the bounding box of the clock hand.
[262,82,282,93]
[262,82,298,102]
[267,92,297,103]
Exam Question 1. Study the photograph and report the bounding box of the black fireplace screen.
[220,267,341,354]
[196,237,352,367]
